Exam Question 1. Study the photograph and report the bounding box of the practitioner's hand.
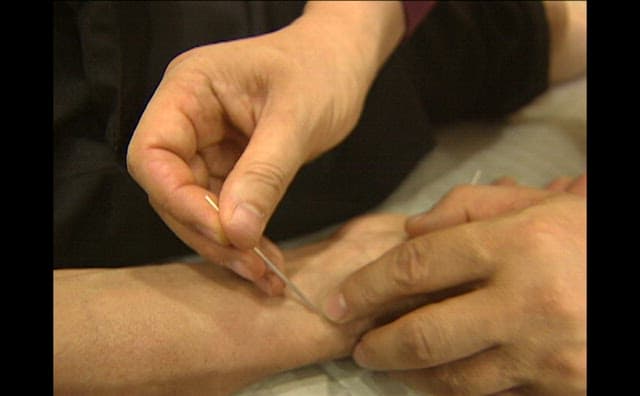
[323,176,586,395]
[126,2,405,292]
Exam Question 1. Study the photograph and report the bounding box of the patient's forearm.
[54,264,348,394]
[54,214,406,395]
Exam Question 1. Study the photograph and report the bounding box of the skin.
[122,1,586,391]
[126,1,585,294]
[545,1,587,85]
[126,1,406,293]
[54,176,586,395]
[54,212,408,395]
[322,175,586,395]
[126,2,586,292]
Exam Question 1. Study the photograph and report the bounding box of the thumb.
[218,113,306,250]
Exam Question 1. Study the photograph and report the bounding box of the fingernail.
[267,273,285,296]
[230,202,264,246]
[406,213,424,229]
[353,343,371,368]
[230,261,256,282]
[196,224,229,246]
[323,292,348,322]
[255,276,273,296]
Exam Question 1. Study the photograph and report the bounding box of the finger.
[387,347,521,396]
[127,78,236,246]
[130,145,233,246]
[158,202,288,296]
[218,102,306,250]
[199,137,246,178]
[239,239,287,296]
[566,173,586,197]
[151,198,268,282]
[405,185,553,236]
[545,176,574,192]
[491,176,518,186]
[256,238,286,296]
[144,179,231,246]
[322,226,496,323]
[352,289,507,370]
[490,389,526,396]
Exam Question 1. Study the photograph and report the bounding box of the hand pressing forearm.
[54,214,408,395]
[322,176,587,395]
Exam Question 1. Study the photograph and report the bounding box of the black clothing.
[53,1,549,268]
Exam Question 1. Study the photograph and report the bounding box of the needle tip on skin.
[205,195,321,316]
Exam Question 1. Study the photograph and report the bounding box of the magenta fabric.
[402,1,437,39]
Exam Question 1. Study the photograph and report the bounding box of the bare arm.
[54,215,407,395]
[545,1,587,85]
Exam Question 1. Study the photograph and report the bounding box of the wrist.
[54,264,355,394]
[298,1,405,90]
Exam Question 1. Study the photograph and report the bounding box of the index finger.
[126,72,233,245]
[405,184,553,237]
[321,224,497,323]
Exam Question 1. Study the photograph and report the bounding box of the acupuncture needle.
[204,195,323,316]
[470,169,482,185]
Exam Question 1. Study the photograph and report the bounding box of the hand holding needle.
[204,195,323,316]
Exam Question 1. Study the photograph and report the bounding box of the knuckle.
[165,49,191,72]
[172,74,211,117]
[391,241,429,291]
[165,47,202,75]
[520,276,586,341]
[534,280,584,322]
[518,253,584,319]
[516,216,563,253]
[244,161,289,200]
[347,280,381,312]
[160,65,213,122]
[125,148,139,179]
[399,318,440,366]
[540,348,587,391]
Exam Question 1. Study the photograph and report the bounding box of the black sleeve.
[53,1,436,267]
[406,1,550,124]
